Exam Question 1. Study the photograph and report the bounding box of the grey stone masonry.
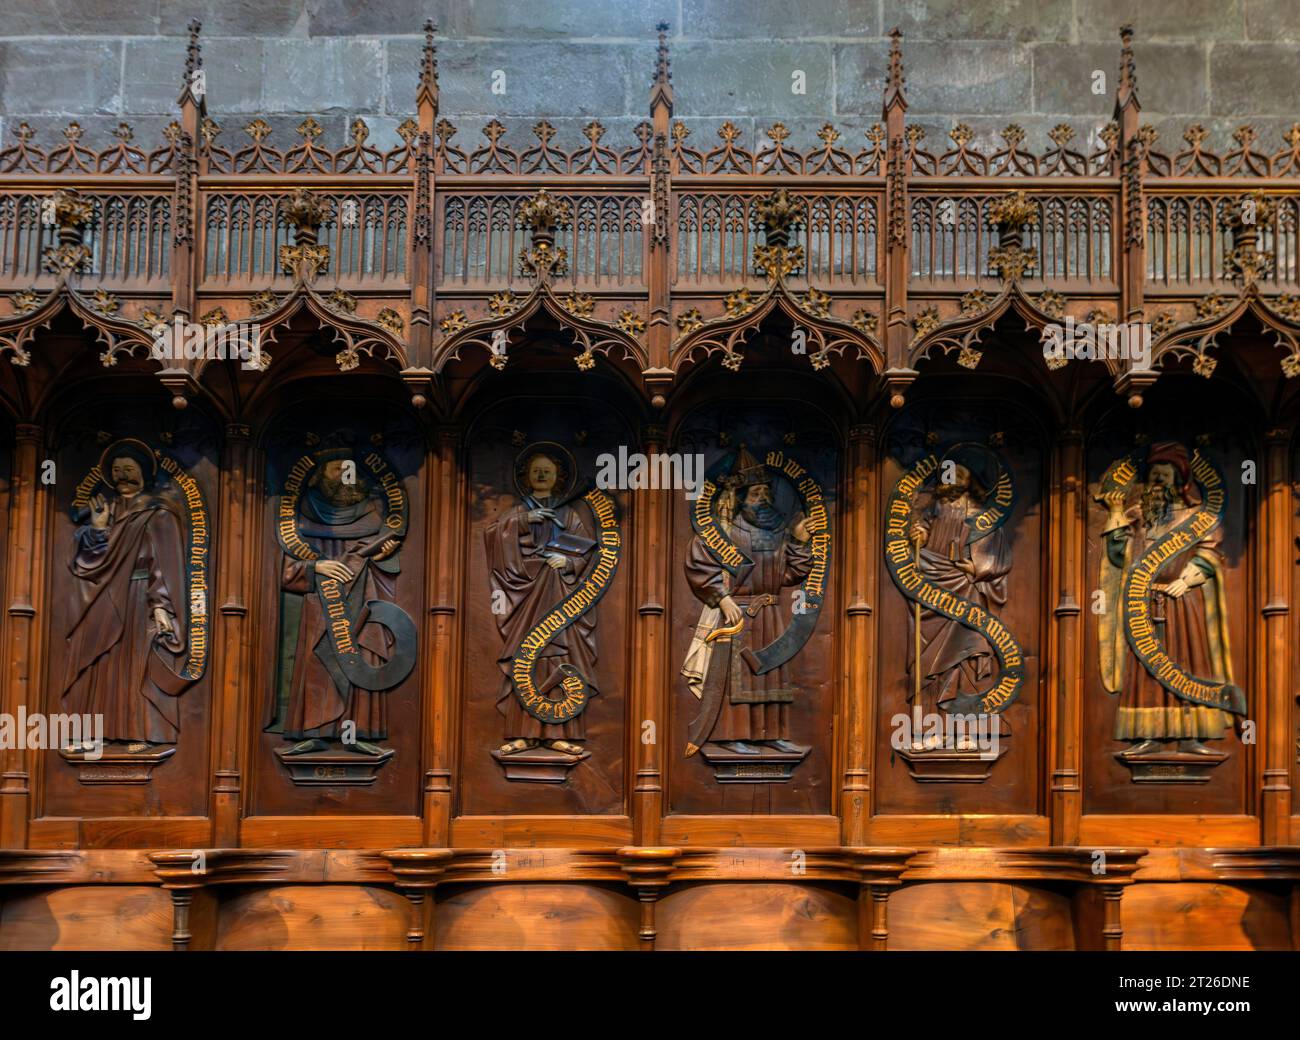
[0,0,1296,156]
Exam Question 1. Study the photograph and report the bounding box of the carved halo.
[513,441,577,501]
[96,437,160,491]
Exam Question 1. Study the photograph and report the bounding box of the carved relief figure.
[885,442,1022,781]
[62,439,206,762]
[1097,440,1245,777]
[268,446,417,775]
[682,445,829,779]
[485,442,621,781]
[908,446,1012,737]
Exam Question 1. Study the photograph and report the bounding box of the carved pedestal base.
[59,745,176,784]
[896,744,1009,783]
[274,746,395,786]
[491,744,589,783]
[698,742,810,783]
[1115,746,1228,783]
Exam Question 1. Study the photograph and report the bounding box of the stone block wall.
[0,1,1295,162]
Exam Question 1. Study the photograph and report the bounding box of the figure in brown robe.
[1100,441,1234,754]
[485,449,598,757]
[278,456,402,756]
[62,444,194,752]
[907,455,1012,748]
[683,447,813,754]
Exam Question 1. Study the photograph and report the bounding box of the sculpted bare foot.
[545,739,585,755]
[498,738,537,756]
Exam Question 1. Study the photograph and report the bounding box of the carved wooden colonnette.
[0,21,1298,950]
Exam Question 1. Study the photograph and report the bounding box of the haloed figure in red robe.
[62,441,194,753]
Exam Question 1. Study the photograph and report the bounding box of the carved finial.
[986,190,1039,281]
[752,188,806,279]
[418,20,438,111]
[181,20,205,108]
[1116,24,1139,113]
[40,189,96,275]
[884,28,907,113]
[1222,189,1277,285]
[185,20,203,77]
[651,22,674,113]
[517,189,571,281]
[655,23,671,84]
[278,189,331,281]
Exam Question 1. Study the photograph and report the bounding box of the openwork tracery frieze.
[0,18,1297,411]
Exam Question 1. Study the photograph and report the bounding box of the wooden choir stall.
[0,22,1299,951]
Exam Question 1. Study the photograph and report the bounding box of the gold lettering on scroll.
[157,453,210,680]
[1113,447,1240,714]
[885,450,1023,717]
[692,480,748,570]
[511,488,621,722]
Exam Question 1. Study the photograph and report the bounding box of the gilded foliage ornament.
[519,240,568,279]
[1037,290,1067,320]
[1274,294,1300,322]
[1150,311,1177,337]
[249,289,278,316]
[325,289,358,314]
[439,310,467,335]
[724,288,756,316]
[10,289,42,313]
[376,308,405,335]
[89,289,120,315]
[1195,294,1232,320]
[850,309,878,335]
[562,292,595,317]
[910,306,941,343]
[801,287,832,317]
[615,309,646,336]
[754,243,804,279]
[488,291,518,316]
[676,307,705,334]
